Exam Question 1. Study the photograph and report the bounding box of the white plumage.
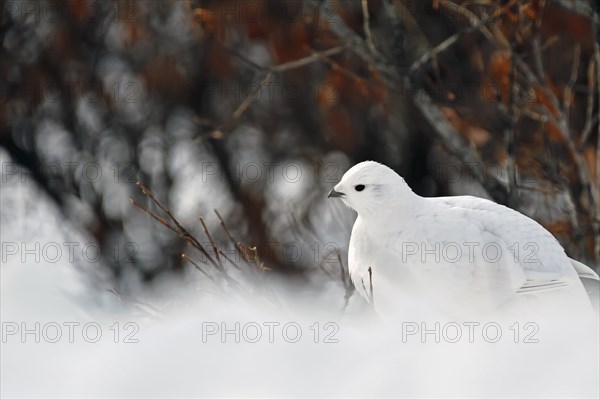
[328,161,599,318]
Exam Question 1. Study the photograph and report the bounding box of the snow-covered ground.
[1,149,599,399]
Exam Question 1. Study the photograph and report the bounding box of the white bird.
[328,161,599,319]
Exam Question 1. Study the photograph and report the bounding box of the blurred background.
[1,0,599,296]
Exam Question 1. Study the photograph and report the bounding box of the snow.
[1,151,599,399]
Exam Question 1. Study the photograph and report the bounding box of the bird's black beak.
[328,188,345,198]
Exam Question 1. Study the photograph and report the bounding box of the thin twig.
[513,53,597,222]
[203,44,345,141]
[594,31,600,265]
[199,216,223,267]
[361,0,376,53]
[580,57,597,148]
[219,46,344,132]
[207,72,273,139]
[409,0,516,76]
[214,209,250,262]
[504,4,521,208]
[134,182,221,271]
[368,266,374,306]
[335,250,355,309]
[130,198,179,235]
[218,250,242,271]
[532,0,547,82]
[220,41,344,73]
[131,183,281,297]
[310,47,388,90]
[212,209,275,304]
[563,44,581,121]
[439,1,495,42]
[106,287,161,317]
[318,261,339,280]
[337,250,346,282]
[248,245,268,271]
[361,279,368,301]
[182,253,216,283]
[317,0,398,83]
[271,46,345,72]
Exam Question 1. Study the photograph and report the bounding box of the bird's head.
[328,161,416,218]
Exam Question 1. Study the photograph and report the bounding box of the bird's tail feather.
[571,258,599,314]
[571,258,600,280]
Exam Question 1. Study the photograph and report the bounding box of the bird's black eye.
[354,184,365,192]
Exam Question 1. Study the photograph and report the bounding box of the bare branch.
[594,37,600,264]
[133,182,222,271]
[199,216,223,268]
[361,0,376,53]
[204,44,345,140]
[409,0,516,76]
[581,56,597,148]
[336,250,355,309]
[271,46,345,72]
[214,209,250,263]
[505,10,520,208]
[317,0,398,82]
[182,254,216,283]
[532,0,548,85]
[414,88,510,201]
[130,198,179,235]
[563,44,581,121]
[218,250,241,271]
[368,266,374,306]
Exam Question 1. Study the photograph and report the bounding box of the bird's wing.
[404,196,578,298]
